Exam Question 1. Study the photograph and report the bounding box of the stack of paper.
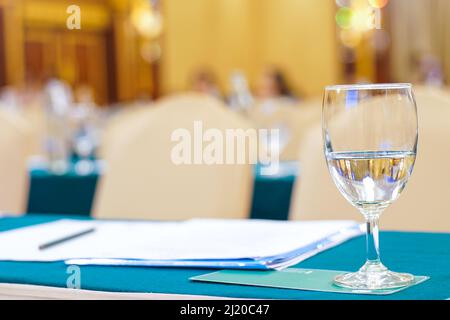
[0,219,362,270]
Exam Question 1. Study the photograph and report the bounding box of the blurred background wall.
[0,0,342,105]
[1,0,450,105]
[161,0,339,97]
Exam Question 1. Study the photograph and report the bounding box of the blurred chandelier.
[131,0,163,39]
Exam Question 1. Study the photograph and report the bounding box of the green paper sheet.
[191,268,429,295]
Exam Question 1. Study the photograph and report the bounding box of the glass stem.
[365,215,381,264]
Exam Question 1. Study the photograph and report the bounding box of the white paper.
[0,218,362,264]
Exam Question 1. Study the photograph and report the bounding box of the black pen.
[39,228,96,251]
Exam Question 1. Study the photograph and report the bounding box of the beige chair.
[0,109,33,214]
[290,86,450,232]
[247,98,322,161]
[94,93,255,220]
[98,103,154,159]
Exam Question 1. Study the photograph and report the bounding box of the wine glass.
[323,83,418,290]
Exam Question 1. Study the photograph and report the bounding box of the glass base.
[334,262,414,290]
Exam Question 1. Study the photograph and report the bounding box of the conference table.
[0,214,449,300]
[27,161,299,220]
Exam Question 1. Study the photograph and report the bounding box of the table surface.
[1,214,449,300]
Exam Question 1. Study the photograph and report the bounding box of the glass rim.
[325,83,412,91]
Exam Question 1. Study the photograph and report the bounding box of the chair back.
[99,103,153,159]
[94,93,255,220]
[0,110,32,214]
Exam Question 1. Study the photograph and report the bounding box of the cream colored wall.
[257,0,340,97]
[161,0,259,94]
[161,0,340,97]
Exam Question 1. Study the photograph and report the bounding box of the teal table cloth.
[250,161,298,220]
[0,214,449,300]
[27,162,299,220]
[27,165,99,216]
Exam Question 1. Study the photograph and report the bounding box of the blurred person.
[0,86,20,111]
[22,83,45,110]
[190,69,222,99]
[0,76,45,112]
[414,53,445,88]
[421,54,445,87]
[256,67,298,103]
[254,67,298,115]
[74,85,96,106]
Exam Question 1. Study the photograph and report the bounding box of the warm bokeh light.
[335,0,351,7]
[140,42,161,63]
[335,1,382,33]
[351,7,373,32]
[368,0,389,9]
[336,7,353,29]
[131,0,163,39]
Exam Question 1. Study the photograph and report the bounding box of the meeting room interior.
[0,0,448,304]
